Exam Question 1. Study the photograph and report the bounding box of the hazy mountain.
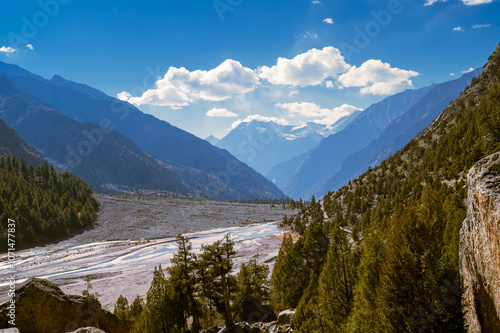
[0,118,46,166]
[205,135,220,145]
[0,75,189,194]
[216,115,360,176]
[0,62,284,200]
[280,85,434,199]
[315,68,482,195]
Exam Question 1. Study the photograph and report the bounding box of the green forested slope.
[271,42,500,332]
[0,156,99,249]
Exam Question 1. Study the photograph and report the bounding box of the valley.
[0,195,296,310]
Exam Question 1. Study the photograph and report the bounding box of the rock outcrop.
[460,152,500,332]
[0,278,125,333]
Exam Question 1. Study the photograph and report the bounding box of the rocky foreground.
[0,278,125,333]
[0,278,294,333]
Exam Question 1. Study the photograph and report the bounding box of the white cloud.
[230,114,289,129]
[296,31,318,39]
[288,90,299,97]
[258,46,351,87]
[461,67,475,74]
[453,26,464,32]
[463,0,492,4]
[118,59,260,108]
[0,46,16,54]
[312,0,321,4]
[424,0,447,6]
[338,59,419,95]
[276,102,362,125]
[472,23,491,28]
[26,44,34,50]
[206,107,238,118]
[449,73,455,76]
[323,18,334,24]
[325,80,334,89]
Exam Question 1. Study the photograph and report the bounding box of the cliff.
[460,151,500,332]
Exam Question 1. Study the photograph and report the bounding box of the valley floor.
[0,195,296,310]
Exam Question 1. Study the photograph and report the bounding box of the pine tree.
[199,234,237,327]
[233,256,270,322]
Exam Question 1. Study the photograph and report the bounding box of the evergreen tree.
[199,234,237,327]
[233,256,270,322]
[167,234,202,332]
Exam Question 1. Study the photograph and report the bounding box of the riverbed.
[0,196,296,310]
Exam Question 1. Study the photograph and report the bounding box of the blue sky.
[1,0,499,139]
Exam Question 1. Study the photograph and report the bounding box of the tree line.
[113,234,271,332]
[0,156,99,248]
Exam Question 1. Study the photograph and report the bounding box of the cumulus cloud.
[312,0,321,4]
[454,26,464,32]
[26,44,34,50]
[230,114,289,129]
[206,107,238,118]
[323,18,334,24]
[118,59,260,108]
[449,73,455,76]
[0,46,16,54]
[472,23,491,28]
[338,59,419,95]
[462,0,492,4]
[461,67,475,74]
[258,46,351,87]
[276,102,362,125]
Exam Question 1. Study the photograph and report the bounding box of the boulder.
[277,309,295,326]
[0,278,125,333]
[460,152,500,332]
[68,328,106,333]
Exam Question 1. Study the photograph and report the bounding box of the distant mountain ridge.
[216,112,362,177]
[280,84,434,199]
[315,68,482,196]
[0,75,188,194]
[0,118,45,166]
[0,61,284,200]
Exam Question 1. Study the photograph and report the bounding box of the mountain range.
[275,69,481,199]
[216,112,362,176]
[0,62,284,200]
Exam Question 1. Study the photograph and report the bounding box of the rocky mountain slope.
[272,41,500,331]
[460,152,500,333]
[0,118,45,166]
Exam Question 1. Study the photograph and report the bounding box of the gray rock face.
[68,328,106,333]
[460,152,500,332]
[0,278,125,333]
